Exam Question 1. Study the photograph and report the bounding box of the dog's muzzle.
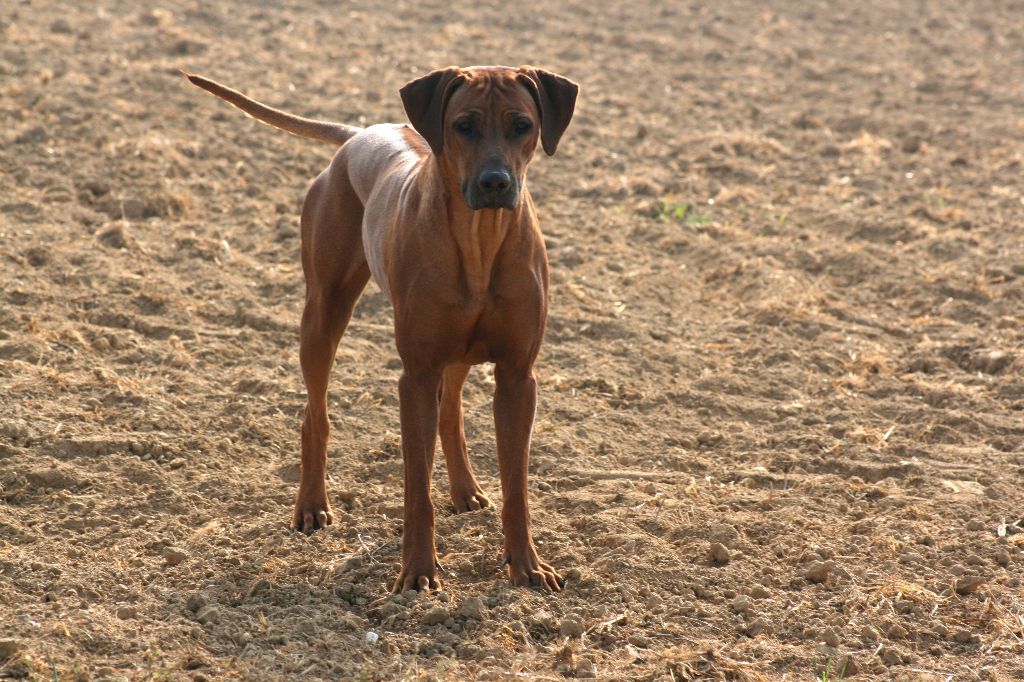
[465,168,519,210]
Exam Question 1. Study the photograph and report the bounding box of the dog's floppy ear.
[400,67,468,157]
[516,67,579,156]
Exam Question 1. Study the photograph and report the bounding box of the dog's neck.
[427,159,525,297]
[450,202,519,297]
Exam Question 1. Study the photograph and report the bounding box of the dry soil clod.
[954,575,987,595]
[709,542,731,564]
[195,606,220,625]
[0,639,20,659]
[559,616,585,638]
[162,546,188,566]
[115,605,138,619]
[805,560,834,583]
[186,592,209,612]
[422,606,449,625]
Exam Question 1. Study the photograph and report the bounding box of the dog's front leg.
[494,362,564,591]
[393,368,443,592]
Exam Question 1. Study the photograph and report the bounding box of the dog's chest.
[451,210,510,299]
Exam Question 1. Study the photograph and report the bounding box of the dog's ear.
[516,67,579,156]
[400,67,468,157]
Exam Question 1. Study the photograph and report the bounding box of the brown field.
[2,0,1023,679]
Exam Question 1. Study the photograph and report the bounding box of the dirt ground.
[2,0,1023,679]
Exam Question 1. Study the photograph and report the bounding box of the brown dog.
[185,65,577,592]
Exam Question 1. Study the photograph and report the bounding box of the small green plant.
[685,210,713,226]
[142,643,170,681]
[814,656,848,682]
[655,200,690,222]
[654,200,713,227]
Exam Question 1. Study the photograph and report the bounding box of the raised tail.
[182,71,361,146]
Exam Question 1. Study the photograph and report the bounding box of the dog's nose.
[478,169,512,194]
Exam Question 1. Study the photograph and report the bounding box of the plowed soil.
[2,0,1023,680]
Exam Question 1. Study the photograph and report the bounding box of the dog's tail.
[182,71,361,146]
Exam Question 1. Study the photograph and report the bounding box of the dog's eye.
[512,119,532,135]
[453,119,474,135]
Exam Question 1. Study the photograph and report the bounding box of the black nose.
[478,169,512,194]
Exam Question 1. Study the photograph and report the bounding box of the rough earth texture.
[2,0,1023,679]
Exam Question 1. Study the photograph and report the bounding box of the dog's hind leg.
[292,159,370,533]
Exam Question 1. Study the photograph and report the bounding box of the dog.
[185,65,577,592]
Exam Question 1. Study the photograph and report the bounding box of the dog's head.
[400,65,578,211]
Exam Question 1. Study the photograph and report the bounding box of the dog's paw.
[451,486,492,513]
[392,564,442,593]
[506,548,565,592]
[291,496,334,534]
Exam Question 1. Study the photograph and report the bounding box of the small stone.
[559,616,584,638]
[0,639,20,659]
[195,605,219,625]
[805,560,833,583]
[744,618,768,637]
[708,523,740,546]
[901,136,922,154]
[50,18,73,34]
[168,458,186,470]
[422,606,449,625]
[894,599,915,614]
[971,350,1014,374]
[887,622,907,639]
[530,610,556,630]
[749,585,770,599]
[130,514,146,527]
[162,546,188,566]
[821,627,841,647]
[115,606,137,620]
[575,658,597,678]
[955,575,987,595]
[627,634,649,648]
[954,628,980,644]
[814,643,838,663]
[730,595,751,614]
[185,592,209,612]
[879,646,903,666]
[966,519,984,531]
[247,579,271,597]
[14,127,46,145]
[709,542,730,565]
[456,597,486,620]
[121,198,145,220]
[170,38,208,56]
[697,431,725,448]
[98,225,129,249]
[837,654,858,677]
[553,643,575,672]
[995,549,1010,567]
